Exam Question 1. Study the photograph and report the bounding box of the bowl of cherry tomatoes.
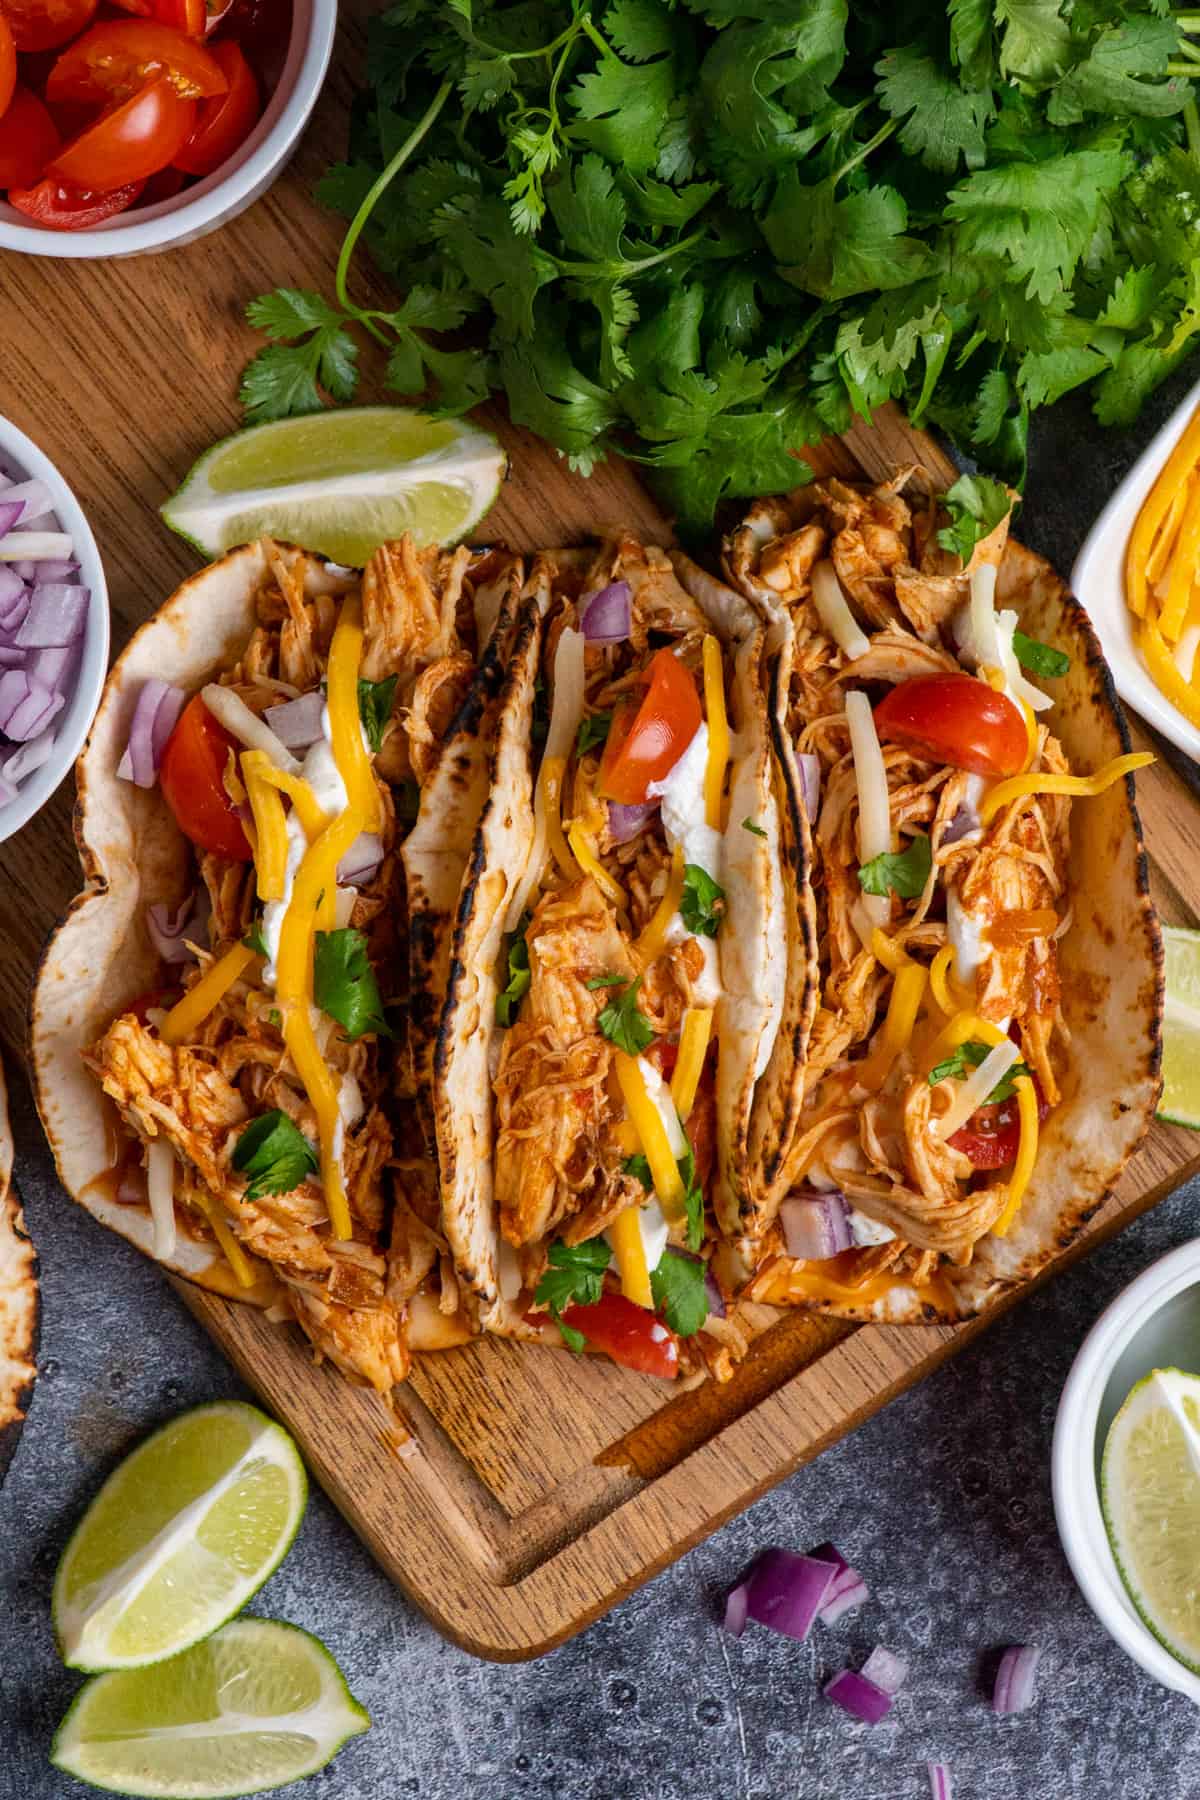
[0,0,335,255]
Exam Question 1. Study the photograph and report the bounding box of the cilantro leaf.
[233,1110,318,1201]
[358,675,399,753]
[586,972,627,990]
[857,833,932,902]
[576,712,612,757]
[313,929,392,1038]
[1012,630,1069,678]
[597,976,656,1055]
[742,817,767,838]
[239,290,359,424]
[243,920,270,958]
[624,1143,703,1250]
[680,864,725,938]
[623,1153,652,1188]
[936,474,1013,562]
[534,1237,612,1319]
[495,915,531,1028]
[651,1248,709,1337]
[928,1038,1032,1104]
[876,45,994,176]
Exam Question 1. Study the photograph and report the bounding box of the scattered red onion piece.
[723,1582,749,1638]
[146,898,200,966]
[607,797,659,844]
[265,689,325,751]
[337,832,384,886]
[781,1190,852,1260]
[117,680,187,788]
[823,1668,894,1725]
[732,1549,838,1642]
[927,1763,953,1800]
[819,1572,870,1624]
[860,1646,908,1694]
[992,1644,1040,1716]
[797,751,820,822]
[941,804,980,845]
[580,580,632,644]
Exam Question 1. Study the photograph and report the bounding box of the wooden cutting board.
[5,4,1199,1660]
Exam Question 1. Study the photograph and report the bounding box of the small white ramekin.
[0,0,336,259]
[1053,1237,1200,1702]
[0,415,109,843]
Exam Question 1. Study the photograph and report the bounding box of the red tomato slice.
[46,18,228,103]
[142,159,185,199]
[173,36,256,174]
[873,673,1027,779]
[0,84,60,185]
[218,0,287,60]
[600,648,703,807]
[159,693,253,860]
[47,75,195,189]
[0,12,15,113]
[1,0,96,53]
[154,0,204,31]
[559,1293,679,1380]
[947,1074,1051,1168]
[7,174,143,224]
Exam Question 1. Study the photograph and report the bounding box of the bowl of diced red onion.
[0,415,108,842]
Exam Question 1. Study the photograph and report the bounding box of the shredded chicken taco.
[32,535,511,1392]
[432,531,812,1381]
[723,470,1162,1321]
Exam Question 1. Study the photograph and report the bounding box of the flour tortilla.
[0,1059,38,1484]
[743,532,1163,1323]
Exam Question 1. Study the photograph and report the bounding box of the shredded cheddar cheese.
[634,844,685,970]
[159,943,255,1046]
[541,756,579,883]
[609,1205,653,1308]
[251,757,330,840]
[1126,401,1200,620]
[924,1009,1007,1073]
[567,795,625,906]
[671,1007,712,1122]
[858,931,928,1093]
[326,594,381,831]
[192,1189,257,1289]
[614,1051,684,1214]
[241,751,288,903]
[978,751,1155,825]
[701,634,729,830]
[929,945,961,1019]
[991,1075,1040,1236]
[1139,615,1200,730]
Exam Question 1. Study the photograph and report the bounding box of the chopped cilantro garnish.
[858,832,932,902]
[535,1237,611,1351]
[586,972,626,990]
[928,1038,1031,1104]
[357,675,399,753]
[495,914,531,1027]
[651,1249,709,1338]
[313,928,392,1038]
[576,712,612,756]
[243,920,270,958]
[936,475,1013,563]
[597,976,655,1055]
[742,818,768,838]
[681,864,725,938]
[1012,630,1069,679]
[232,1110,318,1201]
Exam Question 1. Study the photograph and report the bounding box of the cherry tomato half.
[108,0,206,24]
[600,648,703,807]
[7,174,143,225]
[0,86,61,187]
[873,672,1028,779]
[159,694,253,861]
[1,0,96,53]
[947,1073,1051,1168]
[559,1293,680,1379]
[142,159,185,199]
[46,17,228,103]
[0,12,15,114]
[48,75,195,188]
[173,36,256,174]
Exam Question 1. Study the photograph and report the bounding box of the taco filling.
[81,538,498,1392]
[726,474,1151,1310]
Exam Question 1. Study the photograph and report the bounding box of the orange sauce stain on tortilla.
[762,1249,955,1314]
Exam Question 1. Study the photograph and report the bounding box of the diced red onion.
[3,728,58,783]
[781,1191,852,1260]
[0,503,22,541]
[728,1549,838,1642]
[928,1764,953,1800]
[819,1572,870,1624]
[33,559,80,583]
[823,1668,894,1725]
[941,804,980,845]
[146,898,200,966]
[992,1644,1040,1716]
[28,645,78,692]
[798,751,820,823]
[337,832,383,886]
[0,773,15,806]
[580,580,632,645]
[861,1646,908,1694]
[0,567,24,609]
[0,531,74,562]
[0,585,29,633]
[607,798,659,844]
[0,646,26,668]
[15,584,89,649]
[265,689,325,751]
[723,1582,749,1638]
[0,480,53,527]
[0,670,64,741]
[116,680,186,788]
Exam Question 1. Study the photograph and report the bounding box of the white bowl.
[1072,371,1200,763]
[1053,1238,1200,1702]
[0,415,109,843]
[0,0,336,259]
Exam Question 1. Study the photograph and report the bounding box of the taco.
[31,535,507,1391]
[723,471,1162,1321]
[0,1056,38,1484]
[431,531,814,1379]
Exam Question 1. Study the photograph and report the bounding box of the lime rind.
[53,1401,307,1673]
[50,1619,369,1800]
[1101,1367,1200,1674]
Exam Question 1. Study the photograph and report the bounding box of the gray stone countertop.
[5,377,1200,1800]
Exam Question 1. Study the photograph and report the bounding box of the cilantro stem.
[1168,60,1200,73]
[1187,96,1200,162]
[334,77,454,324]
[1178,11,1200,28]
[550,225,709,279]
[832,117,898,187]
[1176,37,1200,62]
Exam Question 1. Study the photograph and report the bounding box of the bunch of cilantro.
[241,0,1200,533]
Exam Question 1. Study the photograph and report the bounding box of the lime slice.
[160,406,507,566]
[53,1401,307,1672]
[1159,925,1200,1127]
[51,1617,369,1798]
[1101,1367,1200,1671]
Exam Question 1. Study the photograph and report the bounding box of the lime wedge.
[51,1618,369,1798]
[1159,925,1200,1128]
[53,1401,307,1672]
[160,406,507,566]
[1101,1367,1200,1671]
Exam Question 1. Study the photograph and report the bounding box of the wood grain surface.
[7,3,1198,1660]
